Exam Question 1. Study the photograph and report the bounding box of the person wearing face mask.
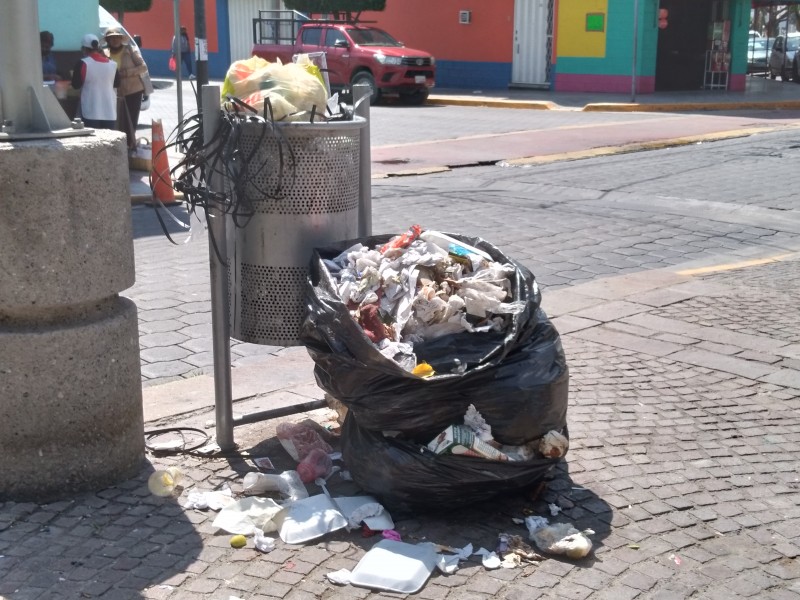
[104,27,150,151]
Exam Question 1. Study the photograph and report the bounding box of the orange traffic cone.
[150,118,176,205]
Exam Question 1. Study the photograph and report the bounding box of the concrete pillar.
[0,130,144,501]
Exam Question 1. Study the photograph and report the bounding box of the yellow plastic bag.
[222,58,328,121]
[221,56,270,99]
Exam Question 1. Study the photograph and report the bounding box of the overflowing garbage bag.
[221,55,328,121]
[299,228,569,511]
[340,414,568,513]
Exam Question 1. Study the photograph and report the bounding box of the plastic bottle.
[296,448,333,483]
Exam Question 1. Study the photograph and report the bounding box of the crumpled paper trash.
[183,485,234,511]
[348,503,386,529]
[253,528,276,553]
[539,430,569,458]
[212,497,283,535]
[325,228,523,372]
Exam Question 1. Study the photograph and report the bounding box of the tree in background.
[100,0,153,24]
[752,5,800,38]
[283,0,385,21]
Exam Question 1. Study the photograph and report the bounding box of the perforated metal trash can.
[227,117,365,346]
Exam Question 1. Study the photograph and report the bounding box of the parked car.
[768,32,800,81]
[748,37,772,74]
[252,12,436,105]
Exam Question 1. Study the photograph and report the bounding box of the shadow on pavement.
[0,463,203,599]
[131,202,198,240]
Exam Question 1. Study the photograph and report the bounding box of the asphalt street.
[2,83,799,599]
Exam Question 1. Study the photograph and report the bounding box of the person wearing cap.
[71,34,120,130]
[104,27,151,151]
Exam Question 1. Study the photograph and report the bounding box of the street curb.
[583,100,800,112]
[428,96,800,113]
[427,97,555,110]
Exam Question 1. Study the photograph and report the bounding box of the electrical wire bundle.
[150,93,357,257]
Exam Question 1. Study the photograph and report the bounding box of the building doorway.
[511,0,554,87]
[656,0,729,90]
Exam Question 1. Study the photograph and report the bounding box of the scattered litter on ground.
[526,518,593,559]
[253,457,275,471]
[147,467,183,497]
[184,485,233,511]
[277,422,333,462]
[347,539,439,594]
[253,529,276,553]
[212,497,283,535]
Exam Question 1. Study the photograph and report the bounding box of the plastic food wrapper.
[276,422,333,462]
[212,497,283,535]
[427,425,508,461]
[300,231,569,446]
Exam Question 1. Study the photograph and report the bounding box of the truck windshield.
[345,27,403,47]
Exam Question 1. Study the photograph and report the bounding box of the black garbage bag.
[341,412,565,513]
[299,232,569,445]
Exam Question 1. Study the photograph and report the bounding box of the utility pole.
[194,0,209,109]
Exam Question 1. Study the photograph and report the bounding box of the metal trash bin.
[227,116,366,346]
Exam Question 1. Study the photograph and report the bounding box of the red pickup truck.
[252,14,436,105]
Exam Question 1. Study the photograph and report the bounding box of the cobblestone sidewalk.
[1,257,799,600]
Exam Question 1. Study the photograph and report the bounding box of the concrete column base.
[0,297,144,501]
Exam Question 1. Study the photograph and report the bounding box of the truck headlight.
[375,53,402,65]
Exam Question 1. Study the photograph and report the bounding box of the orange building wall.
[360,0,514,62]
[119,0,218,52]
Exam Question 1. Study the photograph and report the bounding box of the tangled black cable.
[144,426,212,456]
[149,93,357,254]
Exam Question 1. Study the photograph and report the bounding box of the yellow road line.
[677,253,796,276]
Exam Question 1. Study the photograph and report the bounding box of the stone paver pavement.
[2,253,799,599]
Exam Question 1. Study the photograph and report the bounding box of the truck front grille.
[401,57,433,67]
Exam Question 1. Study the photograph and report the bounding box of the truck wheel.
[351,72,380,105]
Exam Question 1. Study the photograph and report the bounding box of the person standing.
[171,26,194,79]
[40,31,60,80]
[71,34,119,130]
[104,27,150,151]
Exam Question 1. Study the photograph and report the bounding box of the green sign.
[586,13,605,32]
